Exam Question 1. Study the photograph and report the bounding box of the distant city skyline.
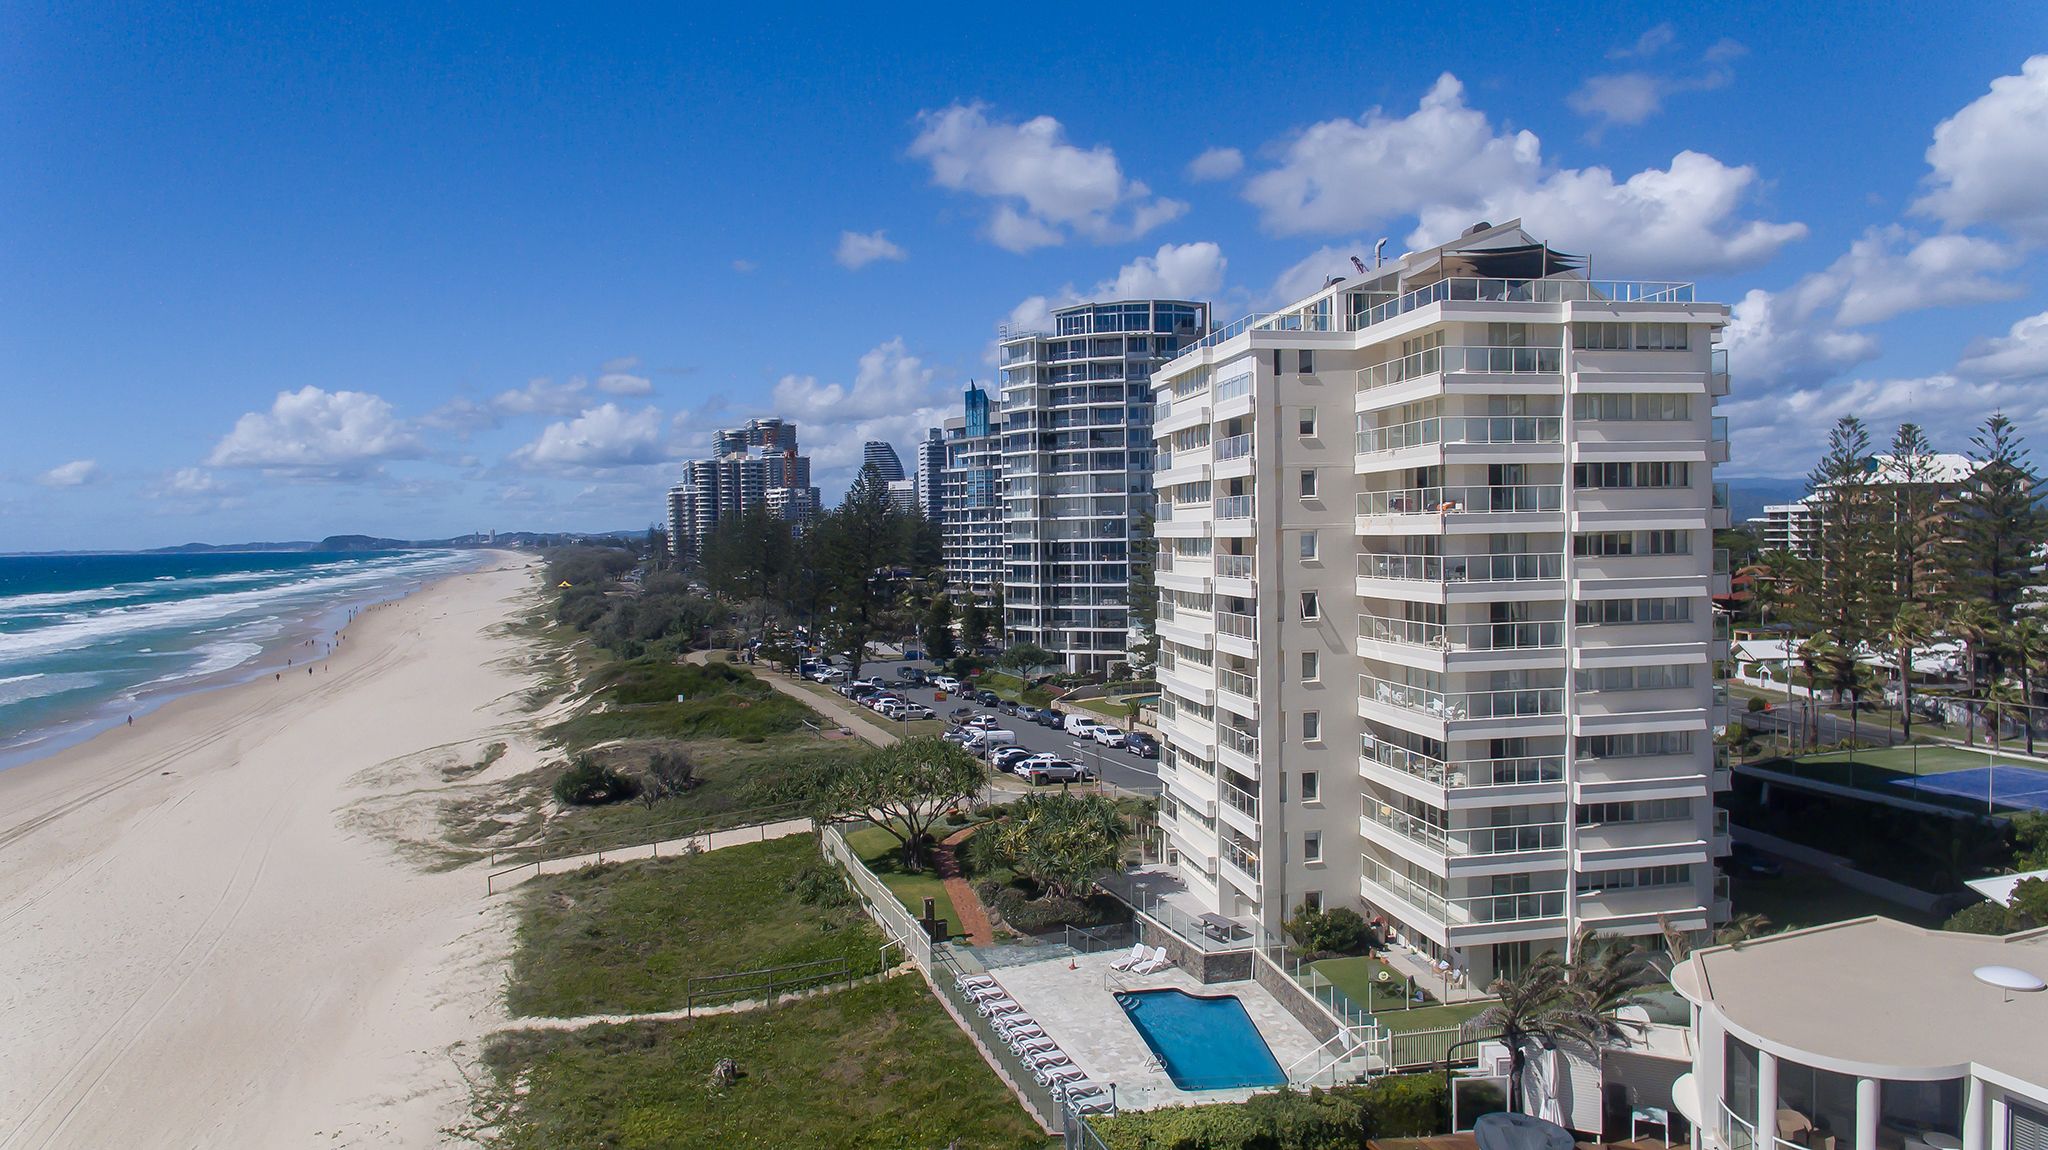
[4,8,2047,550]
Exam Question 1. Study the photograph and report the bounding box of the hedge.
[1086,1075,1450,1150]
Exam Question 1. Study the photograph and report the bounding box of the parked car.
[1123,732,1159,758]
[941,728,976,744]
[948,705,977,720]
[851,677,887,691]
[931,676,962,693]
[974,689,1000,706]
[962,715,1000,731]
[897,704,935,721]
[996,700,1020,715]
[1022,758,1094,785]
[989,746,1033,772]
[1033,708,1066,728]
[896,667,928,684]
[1091,727,1127,749]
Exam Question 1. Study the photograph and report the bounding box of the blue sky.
[4,3,2047,550]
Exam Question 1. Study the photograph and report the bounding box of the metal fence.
[819,823,932,971]
[930,947,1071,1134]
[484,803,812,893]
[684,957,856,1012]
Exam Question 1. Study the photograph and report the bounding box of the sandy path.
[0,556,545,1148]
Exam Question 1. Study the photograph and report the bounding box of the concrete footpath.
[486,817,815,893]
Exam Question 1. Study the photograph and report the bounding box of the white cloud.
[1721,372,2048,477]
[602,356,641,373]
[1609,23,1676,60]
[1000,242,1228,338]
[732,259,758,273]
[1722,285,1882,392]
[1958,309,2048,381]
[909,102,1186,251]
[510,404,666,471]
[491,376,588,416]
[36,459,101,487]
[773,337,939,424]
[1915,54,2048,241]
[836,229,909,270]
[595,372,653,395]
[1242,73,1804,277]
[207,386,421,474]
[1186,147,1244,182]
[1567,74,1667,128]
[1266,245,1362,307]
[167,467,225,495]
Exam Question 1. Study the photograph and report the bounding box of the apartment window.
[1578,865,1691,892]
[1578,731,1694,758]
[1300,591,1320,620]
[1298,349,1315,374]
[1573,393,1691,421]
[1272,349,1285,376]
[1576,596,1694,625]
[1574,530,1693,556]
[1582,664,1695,692]
[1300,531,1319,561]
[1303,831,1324,864]
[1298,407,1318,436]
[1578,798,1691,825]
[1302,710,1321,741]
[1299,770,1321,803]
[1572,323,1690,351]
[1302,890,1324,913]
[1300,469,1319,498]
[1300,651,1320,682]
[1573,461,1690,489]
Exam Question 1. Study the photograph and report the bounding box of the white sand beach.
[0,556,546,1148]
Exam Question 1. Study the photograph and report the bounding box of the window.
[1573,393,1690,421]
[1300,469,1319,497]
[1300,770,1321,802]
[1573,530,1693,556]
[1301,890,1324,913]
[1298,406,1318,436]
[1578,731,1694,758]
[1300,651,1320,682]
[1298,349,1315,374]
[1578,798,1691,825]
[1571,323,1690,351]
[1303,831,1324,863]
[1573,461,1690,489]
[1302,711,1321,740]
[1300,591,1320,620]
[1272,349,1284,376]
[1576,596,1694,625]
[1300,531,1319,560]
[1581,664,1695,692]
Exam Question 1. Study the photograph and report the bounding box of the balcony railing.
[1362,854,1450,919]
[1223,838,1261,882]
[1365,800,1566,858]
[1217,611,1257,641]
[1356,345,1564,391]
[1217,666,1257,699]
[1713,481,1729,510]
[1711,415,1729,444]
[1456,889,1567,924]
[1219,776,1260,820]
[1219,726,1259,759]
[1355,415,1563,455]
[1361,673,1565,722]
[1214,372,1253,403]
[1357,613,1565,652]
[1214,433,1252,462]
[1216,554,1255,581]
[1368,799,1451,853]
[1357,485,1562,517]
[1215,494,1254,520]
[1360,740,1565,790]
[1358,551,1564,584]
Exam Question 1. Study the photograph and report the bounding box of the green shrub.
[1355,1072,1450,1138]
[1747,695,1767,713]
[979,880,1122,934]
[783,863,855,909]
[1086,1076,1448,1149]
[552,756,639,806]
[1943,900,2012,935]
[958,825,1009,878]
[1286,906,1373,956]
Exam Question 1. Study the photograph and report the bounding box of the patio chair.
[1055,1080,1106,1104]
[955,972,997,990]
[978,999,1024,1018]
[1108,943,1148,971]
[1132,946,1172,975]
[964,982,1009,1001]
[993,1013,1040,1032]
[1001,1025,1047,1045]
[1037,1064,1088,1089]
[1013,1035,1059,1055]
[1025,1049,1074,1070]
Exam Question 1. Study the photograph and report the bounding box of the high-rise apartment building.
[940,383,1004,595]
[913,427,946,523]
[863,440,907,482]
[1754,452,1979,559]
[997,300,1209,672]
[666,418,821,557]
[1148,221,1732,985]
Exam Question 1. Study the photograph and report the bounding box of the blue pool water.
[1116,988,1287,1090]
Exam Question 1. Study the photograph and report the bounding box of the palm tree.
[1948,601,1998,747]
[1474,954,1608,1115]
[1714,913,1773,947]
[1565,929,1660,1046]
[1797,635,1842,749]
[1886,603,1934,740]
[2010,615,2048,755]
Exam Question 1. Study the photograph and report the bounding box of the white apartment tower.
[1149,222,1734,985]
[998,300,1209,673]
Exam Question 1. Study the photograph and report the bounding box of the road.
[1739,698,1909,748]
[838,658,1163,797]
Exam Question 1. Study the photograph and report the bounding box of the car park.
[1123,732,1159,758]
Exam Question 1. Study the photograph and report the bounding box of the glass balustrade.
[1357,485,1563,516]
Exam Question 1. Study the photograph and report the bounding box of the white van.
[965,728,1017,749]
[1064,712,1101,735]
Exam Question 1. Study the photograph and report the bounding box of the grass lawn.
[1310,955,1490,1032]
[506,833,887,1017]
[845,824,966,940]
[1374,1000,1492,1034]
[979,671,1054,708]
[481,975,1053,1150]
[1729,869,1943,932]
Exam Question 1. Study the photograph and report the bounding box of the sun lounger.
[965,983,1009,1001]
[994,1015,1041,1034]
[1108,943,1148,970]
[1026,1049,1074,1070]
[1013,1034,1059,1054]
[1054,1079,1105,1103]
[1036,1064,1088,1088]
[1131,946,1172,975]
[978,998,1024,1017]
[955,972,997,989]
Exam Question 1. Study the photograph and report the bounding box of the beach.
[0,555,544,1148]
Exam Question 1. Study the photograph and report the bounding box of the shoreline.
[0,549,497,773]
[0,551,550,1147]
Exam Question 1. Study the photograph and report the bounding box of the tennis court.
[1890,763,2048,812]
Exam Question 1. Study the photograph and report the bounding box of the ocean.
[0,549,484,768]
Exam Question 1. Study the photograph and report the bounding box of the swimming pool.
[1115,988,1287,1090]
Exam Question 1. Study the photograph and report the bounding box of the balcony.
[1215,554,1255,582]
[1356,344,1563,393]
[1357,612,1565,655]
[1360,740,1566,792]
[1365,799,1567,858]
[1217,666,1257,701]
[1356,484,1562,518]
[1222,838,1262,885]
[1360,673,1566,723]
[1361,854,1450,920]
[1217,611,1257,642]
[1214,372,1253,404]
[1355,414,1563,456]
[1357,551,1564,586]
[1215,494,1254,520]
[1218,725,1259,761]
[1214,433,1252,462]
[1219,775,1260,821]
[1457,889,1567,925]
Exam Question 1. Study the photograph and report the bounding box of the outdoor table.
[1197,913,1235,940]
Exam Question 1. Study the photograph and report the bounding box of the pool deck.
[990,949,1325,1111]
